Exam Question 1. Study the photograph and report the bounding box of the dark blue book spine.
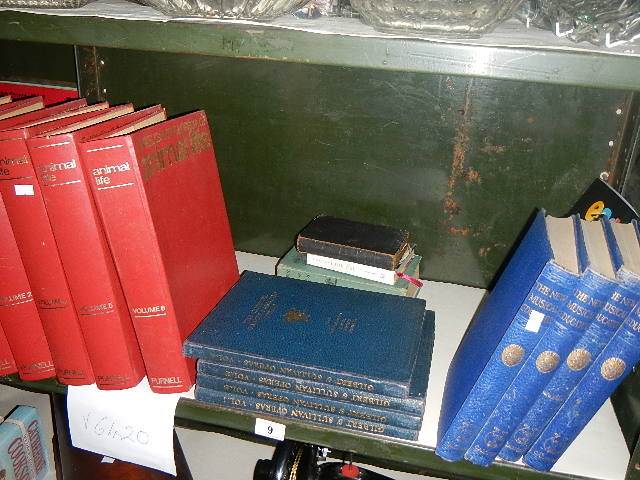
[499,273,640,462]
[524,304,640,471]
[465,268,617,466]
[197,361,425,415]
[435,262,577,462]
[194,385,419,441]
[197,373,423,430]
[185,346,410,398]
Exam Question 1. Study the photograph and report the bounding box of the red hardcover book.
[0,98,88,132]
[0,194,55,381]
[0,108,121,385]
[26,104,150,390]
[0,323,17,376]
[0,96,44,120]
[0,96,11,106]
[80,111,239,393]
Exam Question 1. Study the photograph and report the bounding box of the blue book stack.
[524,298,640,471]
[499,220,640,462]
[465,219,618,466]
[184,271,434,441]
[436,211,581,462]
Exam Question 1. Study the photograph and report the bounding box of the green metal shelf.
[0,375,596,480]
[0,6,639,90]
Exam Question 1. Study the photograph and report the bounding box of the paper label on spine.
[255,418,286,441]
[14,184,34,196]
[306,253,396,285]
[525,310,545,333]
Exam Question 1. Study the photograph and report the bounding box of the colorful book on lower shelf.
[79,110,239,394]
[465,218,618,466]
[277,247,421,297]
[0,406,49,480]
[184,271,430,399]
[436,211,581,462]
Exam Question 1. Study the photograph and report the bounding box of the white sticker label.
[255,418,286,441]
[525,310,545,333]
[101,456,115,464]
[14,184,34,196]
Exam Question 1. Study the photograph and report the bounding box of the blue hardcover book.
[184,271,428,398]
[195,385,419,441]
[465,219,618,466]
[436,211,581,462]
[499,220,640,462]
[196,309,434,416]
[524,300,640,471]
[197,374,423,430]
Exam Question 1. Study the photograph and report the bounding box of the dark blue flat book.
[436,211,581,462]
[196,310,434,416]
[184,271,428,398]
[194,385,419,441]
[465,219,617,466]
[500,219,640,462]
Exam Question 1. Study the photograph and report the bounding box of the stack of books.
[0,96,239,394]
[277,215,423,297]
[436,209,640,471]
[184,271,435,440]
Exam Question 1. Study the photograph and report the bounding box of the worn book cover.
[436,211,581,462]
[27,105,158,390]
[79,110,239,393]
[277,247,421,297]
[184,271,429,398]
[296,216,411,270]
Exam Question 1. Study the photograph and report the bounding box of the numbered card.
[67,378,183,475]
[255,418,286,441]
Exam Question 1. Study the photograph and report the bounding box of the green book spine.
[276,248,420,297]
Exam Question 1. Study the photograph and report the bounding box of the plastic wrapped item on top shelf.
[138,0,311,19]
[515,0,640,46]
[0,0,92,7]
[292,0,358,18]
[349,0,524,35]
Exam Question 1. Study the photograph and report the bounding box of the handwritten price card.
[67,378,183,475]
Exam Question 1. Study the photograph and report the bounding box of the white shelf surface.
[234,251,630,480]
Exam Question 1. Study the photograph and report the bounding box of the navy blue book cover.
[500,220,640,462]
[196,310,434,416]
[184,271,427,397]
[524,302,640,471]
[195,385,419,441]
[436,211,581,462]
[465,220,617,466]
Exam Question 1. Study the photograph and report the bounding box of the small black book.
[568,178,638,222]
[296,215,411,270]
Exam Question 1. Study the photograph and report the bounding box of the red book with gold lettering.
[0,98,87,132]
[0,194,55,381]
[0,105,123,385]
[0,322,17,376]
[26,104,152,390]
[80,111,239,393]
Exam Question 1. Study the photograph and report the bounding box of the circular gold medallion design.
[501,344,525,367]
[601,357,626,381]
[566,349,591,372]
[536,351,560,373]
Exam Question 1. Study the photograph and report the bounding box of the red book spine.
[28,134,145,390]
[80,138,190,393]
[81,112,239,394]
[0,322,17,376]
[0,190,55,380]
[0,136,95,385]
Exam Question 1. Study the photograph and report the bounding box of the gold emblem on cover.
[536,351,560,373]
[501,344,525,367]
[566,349,591,371]
[284,309,309,323]
[601,357,626,381]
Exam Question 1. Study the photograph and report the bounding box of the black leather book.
[295,216,411,270]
